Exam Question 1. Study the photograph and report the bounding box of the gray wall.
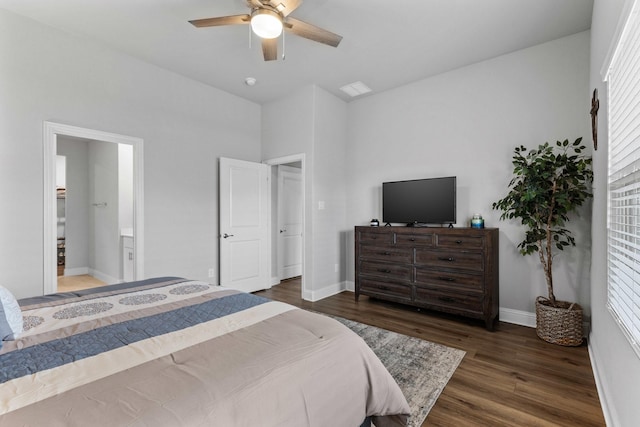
[3,4,636,423]
[0,8,261,299]
[262,85,348,299]
[589,0,640,425]
[345,32,592,321]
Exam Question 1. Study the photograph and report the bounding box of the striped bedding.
[0,277,409,426]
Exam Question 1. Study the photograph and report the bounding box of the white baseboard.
[345,280,355,292]
[588,336,617,427]
[64,267,89,277]
[270,276,281,287]
[499,307,536,328]
[498,308,591,333]
[89,269,118,285]
[303,281,347,302]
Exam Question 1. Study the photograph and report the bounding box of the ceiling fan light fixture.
[250,9,283,39]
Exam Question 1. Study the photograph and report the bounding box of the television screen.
[382,176,456,225]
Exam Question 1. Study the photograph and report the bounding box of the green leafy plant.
[492,138,593,306]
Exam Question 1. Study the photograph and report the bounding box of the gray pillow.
[0,285,23,348]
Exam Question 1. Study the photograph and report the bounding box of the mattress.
[0,277,409,426]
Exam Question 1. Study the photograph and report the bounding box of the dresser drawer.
[358,229,394,245]
[415,268,483,293]
[359,245,413,263]
[360,260,412,281]
[354,226,499,331]
[415,249,483,271]
[359,278,412,300]
[395,233,434,247]
[436,234,484,250]
[414,288,484,313]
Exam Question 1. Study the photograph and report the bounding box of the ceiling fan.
[189,0,342,61]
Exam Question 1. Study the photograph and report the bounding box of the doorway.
[43,122,144,295]
[277,164,302,280]
[264,154,306,300]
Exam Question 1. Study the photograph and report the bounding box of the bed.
[0,277,409,426]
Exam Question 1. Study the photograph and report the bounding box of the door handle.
[280,229,287,233]
[223,233,234,239]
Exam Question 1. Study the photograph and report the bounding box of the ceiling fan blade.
[262,38,278,61]
[189,15,250,28]
[285,17,342,47]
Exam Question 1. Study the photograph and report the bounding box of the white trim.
[499,307,537,328]
[89,268,119,285]
[304,281,347,302]
[344,280,355,292]
[588,337,619,427]
[63,267,90,277]
[263,153,307,300]
[43,121,144,295]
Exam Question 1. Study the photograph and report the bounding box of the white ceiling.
[0,0,594,104]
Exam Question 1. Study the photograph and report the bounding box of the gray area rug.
[331,316,466,427]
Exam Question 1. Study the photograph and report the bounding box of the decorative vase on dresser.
[354,226,499,330]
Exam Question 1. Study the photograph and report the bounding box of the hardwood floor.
[57,274,106,293]
[256,278,606,426]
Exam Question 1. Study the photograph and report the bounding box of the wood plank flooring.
[255,278,605,426]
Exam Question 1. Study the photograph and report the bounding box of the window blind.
[606,0,640,358]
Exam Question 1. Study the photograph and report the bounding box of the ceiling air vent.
[339,81,372,97]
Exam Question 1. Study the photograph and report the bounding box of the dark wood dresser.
[354,226,499,330]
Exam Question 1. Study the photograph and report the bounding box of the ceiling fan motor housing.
[250,7,283,39]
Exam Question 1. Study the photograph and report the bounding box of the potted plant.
[492,138,593,346]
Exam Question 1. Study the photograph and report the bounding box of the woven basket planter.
[535,297,583,346]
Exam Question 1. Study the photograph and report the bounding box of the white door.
[219,157,271,293]
[277,165,303,280]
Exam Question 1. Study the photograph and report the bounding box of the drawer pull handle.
[381,251,391,256]
[439,296,456,303]
[410,238,416,241]
[378,269,392,273]
[438,257,455,262]
[456,240,463,244]
[438,277,456,282]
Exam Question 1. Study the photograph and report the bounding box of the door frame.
[263,153,306,300]
[43,121,144,295]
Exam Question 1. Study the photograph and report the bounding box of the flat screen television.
[382,176,456,226]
